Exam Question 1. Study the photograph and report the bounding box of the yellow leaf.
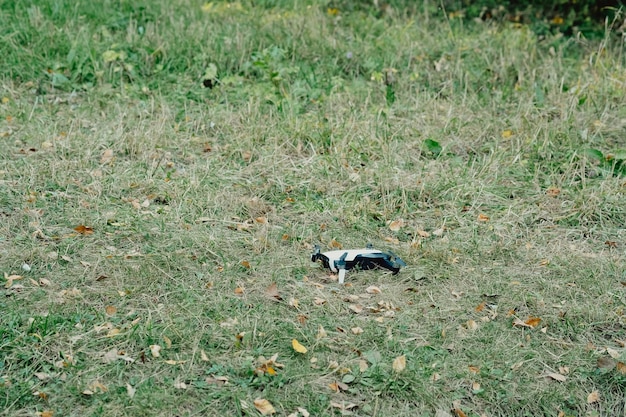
[292,339,308,354]
[105,305,117,316]
[240,260,251,269]
[501,129,514,138]
[392,355,406,373]
[587,390,600,404]
[253,398,276,415]
[234,286,244,295]
[1,97,9,104]
[163,335,172,349]
[477,213,490,222]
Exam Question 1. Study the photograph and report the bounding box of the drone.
[311,244,406,284]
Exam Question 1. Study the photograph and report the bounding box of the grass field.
[1,1,626,416]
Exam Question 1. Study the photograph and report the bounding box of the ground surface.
[1,1,626,416]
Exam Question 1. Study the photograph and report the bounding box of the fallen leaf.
[366,285,381,294]
[88,380,107,393]
[546,372,567,382]
[100,149,114,164]
[524,317,542,328]
[234,286,244,295]
[472,382,481,391]
[431,372,441,382]
[254,398,276,415]
[501,129,513,138]
[466,320,478,330]
[606,347,621,359]
[546,187,561,197]
[297,314,308,325]
[417,230,430,238]
[150,344,161,358]
[292,339,308,354]
[330,402,358,411]
[34,372,52,381]
[389,219,404,231]
[348,304,363,314]
[38,411,54,417]
[297,408,310,417]
[105,305,117,316]
[351,327,364,335]
[317,325,327,339]
[4,274,22,288]
[359,360,369,372]
[174,381,187,389]
[265,282,282,301]
[255,216,268,224]
[240,260,251,269]
[126,383,135,398]
[587,390,600,404]
[384,236,400,244]
[452,409,468,417]
[288,298,299,308]
[313,297,326,306]
[475,302,486,312]
[329,239,342,249]
[328,381,349,392]
[468,365,480,374]
[477,213,489,222]
[392,355,406,373]
[164,359,186,365]
[616,362,626,374]
[597,356,616,370]
[74,225,94,235]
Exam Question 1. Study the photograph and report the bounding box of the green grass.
[1,1,626,416]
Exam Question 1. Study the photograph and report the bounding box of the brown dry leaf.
[587,390,600,404]
[38,411,54,417]
[366,285,381,294]
[392,355,406,373]
[100,149,114,164]
[512,318,531,328]
[348,304,363,314]
[546,187,561,197]
[234,286,244,295]
[539,259,550,266]
[105,305,117,316]
[240,260,251,269]
[74,225,94,235]
[4,274,22,288]
[597,356,616,370]
[163,335,172,349]
[524,317,542,328]
[329,238,342,249]
[468,365,480,374]
[328,381,349,392]
[359,360,369,373]
[472,382,481,391]
[389,219,404,231]
[330,402,358,411]
[150,344,161,358]
[297,314,308,325]
[546,372,567,382]
[255,216,268,224]
[265,282,282,301]
[241,150,252,162]
[477,213,489,222]
[475,302,486,312]
[200,350,209,362]
[417,230,430,238]
[616,362,626,374]
[351,327,364,335]
[292,339,308,354]
[288,298,299,308]
[313,297,326,306]
[452,409,468,417]
[465,320,478,330]
[88,380,108,393]
[384,236,400,244]
[253,398,276,415]
[34,372,52,381]
[106,328,121,337]
[431,372,441,382]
